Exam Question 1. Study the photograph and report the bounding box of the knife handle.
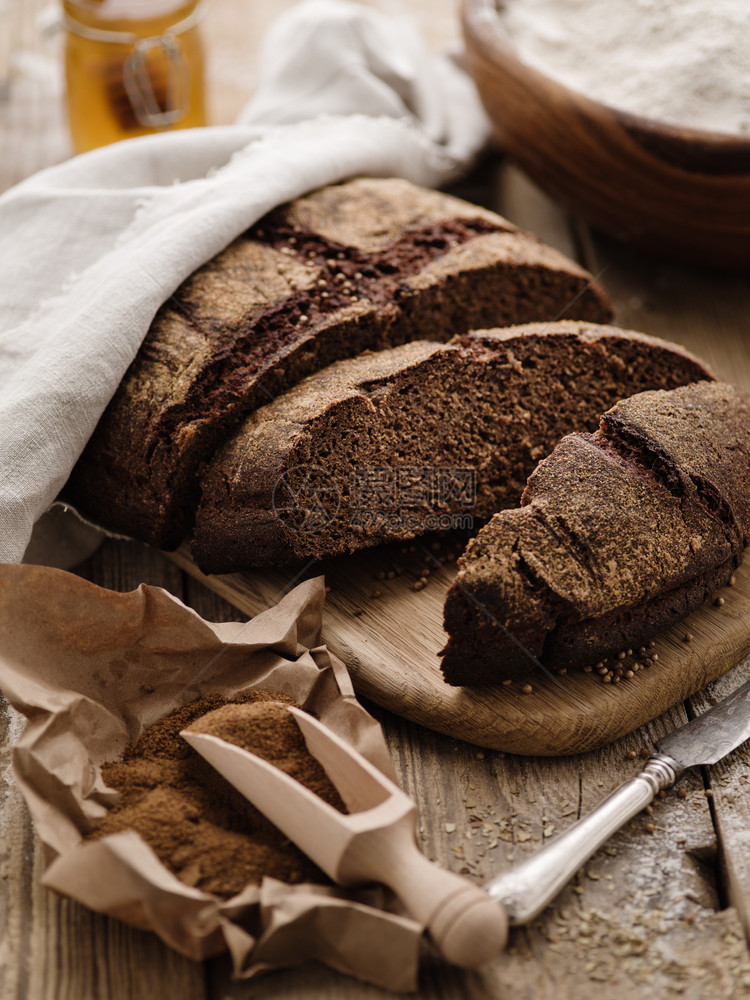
[484,753,681,925]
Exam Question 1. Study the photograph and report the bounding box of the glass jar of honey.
[63,0,207,153]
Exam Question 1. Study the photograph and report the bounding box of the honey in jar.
[63,0,207,153]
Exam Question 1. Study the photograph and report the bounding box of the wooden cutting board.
[170,541,750,755]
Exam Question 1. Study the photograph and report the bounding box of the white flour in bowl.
[498,0,750,135]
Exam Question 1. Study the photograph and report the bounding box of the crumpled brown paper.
[0,564,423,992]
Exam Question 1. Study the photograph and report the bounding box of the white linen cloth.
[0,0,489,565]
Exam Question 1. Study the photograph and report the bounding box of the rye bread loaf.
[63,177,612,550]
[440,381,750,686]
[191,322,711,573]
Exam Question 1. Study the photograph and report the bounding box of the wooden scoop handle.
[338,812,508,967]
[417,856,509,967]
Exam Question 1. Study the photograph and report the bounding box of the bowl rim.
[462,0,750,150]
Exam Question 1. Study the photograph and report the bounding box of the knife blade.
[485,675,750,924]
[656,676,750,768]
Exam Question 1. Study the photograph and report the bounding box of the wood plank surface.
[4,2,750,999]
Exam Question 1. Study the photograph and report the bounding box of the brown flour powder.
[89,691,345,898]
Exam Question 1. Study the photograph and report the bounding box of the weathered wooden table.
[3,2,750,997]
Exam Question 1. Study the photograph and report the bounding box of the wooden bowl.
[462,0,750,269]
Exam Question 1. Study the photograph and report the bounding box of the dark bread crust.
[441,381,750,686]
[546,555,738,666]
[191,322,712,574]
[63,177,612,550]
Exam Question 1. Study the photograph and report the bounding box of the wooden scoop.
[181,706,507,968]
